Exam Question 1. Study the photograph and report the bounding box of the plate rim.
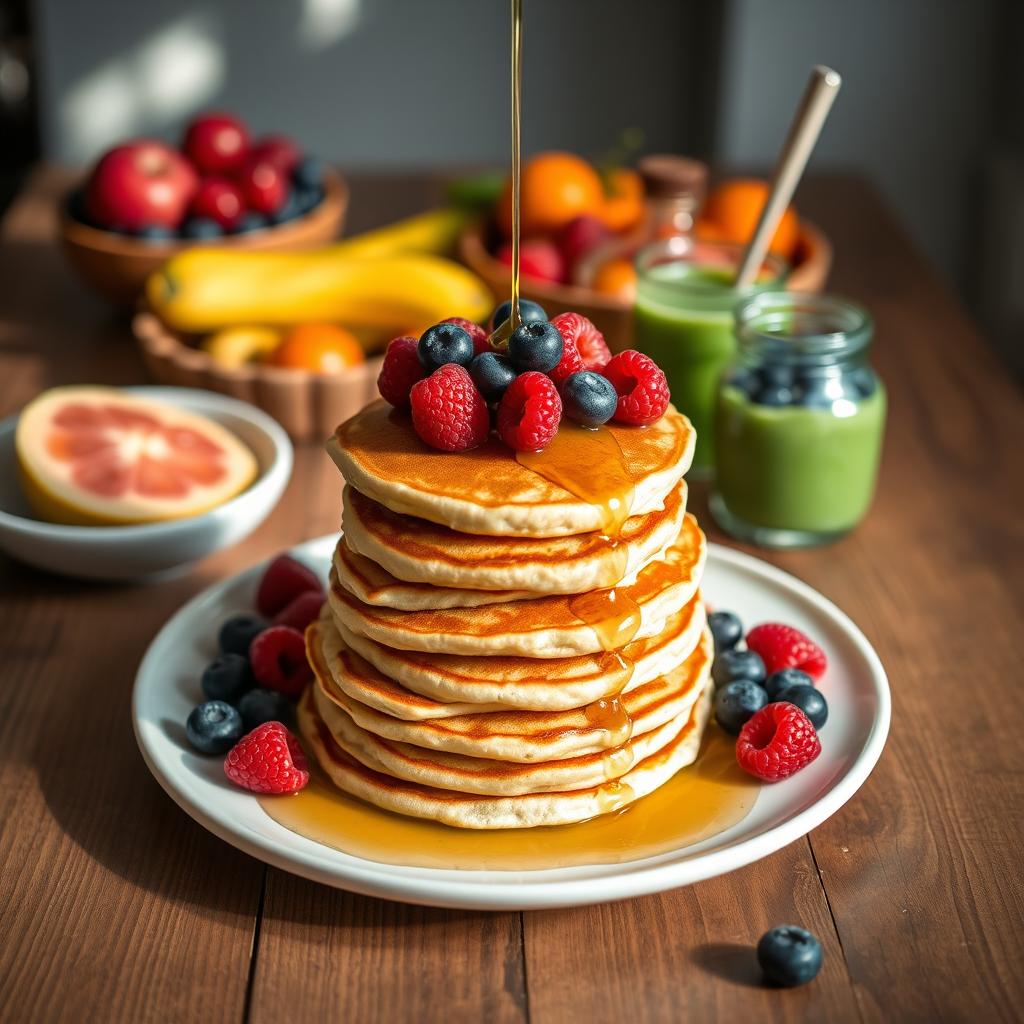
[132,537,891,911]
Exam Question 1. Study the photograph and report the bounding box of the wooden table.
[1,169,1021,1024]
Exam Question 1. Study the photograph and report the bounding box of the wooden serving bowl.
[458,219,833,351]
[61,168,350,308]
[133,310,381,443]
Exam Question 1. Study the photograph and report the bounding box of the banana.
[332,207,472,260]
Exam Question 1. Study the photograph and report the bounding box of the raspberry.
[548,330,585,385]
[272,590,324,632]
[377,335,425,407]
[550,311,612,371]
[497,371,562,452]
[746,623,828,680]
[410,364,490,452]
[603,349,671,426]
[249,625,313,699]
[442,316,490,355]
[224,721,309,794]
[736,703,821,782]
[255,555,323,618]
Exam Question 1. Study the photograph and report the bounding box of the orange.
[591,258,637,302]
[599,167,644,233]
[496,152,605,237]
[267,323,365,373]
[700,178,800,261]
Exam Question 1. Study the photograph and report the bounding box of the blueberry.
[778,683,828,728]
[270,191,302,225]
[186,700,244,755]
[754,384,796,407]
[711,648,766,687]
[761,363,795,387]
[850,366,877,398]
[725,368,761,397]
[293,156,325,190]
[235,212,269,233]
[295,186,322,214]
[490,298,547,332]
[237,688,292,731]
[756,925,823,987]
[765,667,814,701]
[182,217,222,239]
[714,679,768,735]
[508,320,564,373]
[218,614,269,656]
[418,322,475,371]
[560,371,617,427]
[136,224,176,243]
[200,653,254,703]
[470,351,517,402]
[708,611,743,653]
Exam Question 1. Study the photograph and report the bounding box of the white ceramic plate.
[133,537,890,911]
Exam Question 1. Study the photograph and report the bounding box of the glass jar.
[710,291,886,547]
[633,237,787,477]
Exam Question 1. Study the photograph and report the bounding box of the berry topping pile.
[709,610,829,782]
[375,301,671,453]
[183,553,326,796]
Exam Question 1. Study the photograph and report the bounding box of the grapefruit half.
[16,386,258,526]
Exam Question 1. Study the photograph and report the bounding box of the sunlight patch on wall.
[298,0,361,51]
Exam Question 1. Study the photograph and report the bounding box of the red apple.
[183,113,250,174]
[558,215,611,274]
[86,141,198,231]
[238,158,288,215]
[190,177,245,230]
[249,135,301,175]
[496,238,566,284]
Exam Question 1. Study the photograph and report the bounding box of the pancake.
[341,480,687,595]
[328,400,694,538]
[330,595,707,713]
[309,617,712,762]
[297,676,714,829]
[328,514,706,658]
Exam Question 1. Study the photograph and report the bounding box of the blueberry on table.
[711,648,766,687]
[418,322,475,371]
[508,320,564,373]
[182,217,222,239]
[186,700,244,755]
[490,298,547,332]
[201,653,254,703]
[714,679,768,735]
[778,683,828,728]
[560,370,617,427]
[237,688,292,731]
[470,351,517,402]
[218,614,269,656]
[764,667,814,701]
[757,925,823,987]
[708,610,743,653]
[292,156,325,190]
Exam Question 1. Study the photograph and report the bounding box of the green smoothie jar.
[633,237,786,476]
[711,291,886,547]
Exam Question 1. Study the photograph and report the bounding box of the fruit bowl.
[0,387,292,581]
[61,167,349,307]
[458,219,833,352]
[133,310,383,443]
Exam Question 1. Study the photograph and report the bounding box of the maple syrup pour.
[258,727,759,871]
[568,587,643,654]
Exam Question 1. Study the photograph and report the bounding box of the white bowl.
[0,386,293,581]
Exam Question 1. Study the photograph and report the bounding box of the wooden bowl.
[61,168,350,308]
[458,219,833,351]
[133,310,381,442]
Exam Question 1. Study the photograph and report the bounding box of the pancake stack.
[300,399,712,829]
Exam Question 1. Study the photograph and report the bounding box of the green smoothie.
[713,383,886,535]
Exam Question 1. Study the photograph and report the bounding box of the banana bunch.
[146,208,492,340]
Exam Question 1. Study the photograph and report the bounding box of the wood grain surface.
[0,168,1021,1024]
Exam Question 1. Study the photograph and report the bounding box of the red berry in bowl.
[224,721,309,794]
[249,625,312,699]
[603,349,670,426]
[190,177,245,230]
[442,316,490,355]
[746,623,828,680]
[496,238,566,284]
[550,312,612,371]
[256,554,323,618]
[497,371,562,452]
[410,364,490,452]
[736,702,821,782]
[377,335,425,407]
[249,135,302,175]
[183,113,250,175]
[238,158,288,215]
